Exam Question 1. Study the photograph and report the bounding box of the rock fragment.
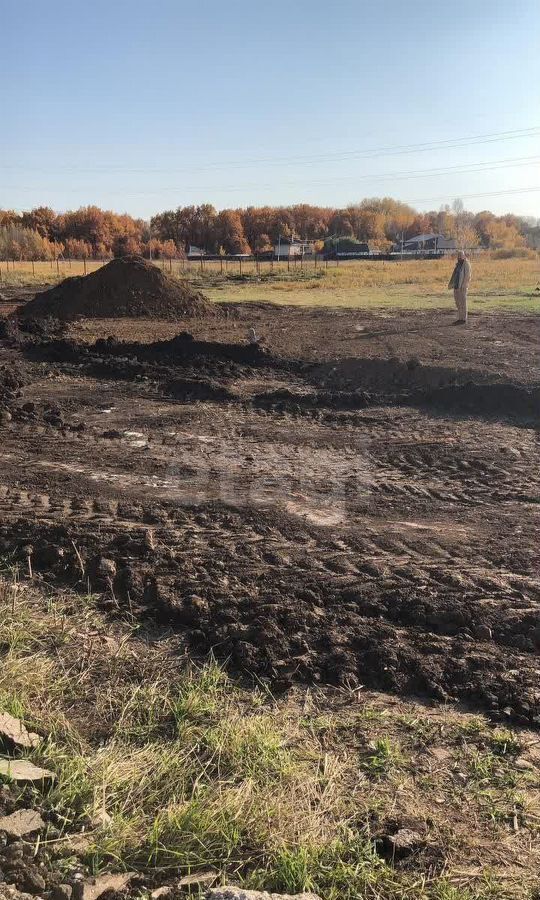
[0,713,40,751]
[0,759,54,783]
[72,872,134,900]
[0,809,45,838]
[207,890,322,900]
[51,886,73,900]
[388,827,423,854]
[0,885,36,900]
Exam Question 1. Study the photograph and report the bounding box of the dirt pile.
[91,331,273,366]
[412,382,540,420]
[18,256,220,321]
[24,331,286,386]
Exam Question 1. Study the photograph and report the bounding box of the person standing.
[448,250,471,324]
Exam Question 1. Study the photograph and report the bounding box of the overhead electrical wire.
[4,154,539,196]
[1,126,539,175]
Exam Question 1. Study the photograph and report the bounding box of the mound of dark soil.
[413,382,540,420]
[92,331,272,366]
[311,356,486,393]
[252,387,373,413]
[24,331,287,387]
[18,256,220,321]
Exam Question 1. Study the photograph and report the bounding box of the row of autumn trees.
[0,199,538,260]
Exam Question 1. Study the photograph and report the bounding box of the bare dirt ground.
[1,302,539,725]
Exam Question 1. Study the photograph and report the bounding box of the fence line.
[0,251,470,282]
[0,255,332,280]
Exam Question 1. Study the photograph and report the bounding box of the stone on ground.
[72,872,135,900]
[0,712,40,750]
[207,889,322,900]
[0,759,54,783]
[0,809,45,837]
[0,885,37,900]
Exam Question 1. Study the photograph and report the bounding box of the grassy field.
[1,575,540,899]
[1,257,539,313]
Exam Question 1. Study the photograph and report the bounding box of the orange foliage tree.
[1,200,537,259]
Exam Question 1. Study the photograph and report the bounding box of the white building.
[187,245,206,258]
[274,239,315,259]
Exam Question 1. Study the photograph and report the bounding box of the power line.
[402,186,540,204]
[3,154,539,197]
[1,126,539,175]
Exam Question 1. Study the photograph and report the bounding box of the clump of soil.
[0,365,26,422]
[164,376,235,403]
[18,256,220,321]
[0,316,68,345]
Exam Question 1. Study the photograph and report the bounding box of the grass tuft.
[1,577,540,898]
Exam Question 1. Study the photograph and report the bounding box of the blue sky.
[2,0,539,219]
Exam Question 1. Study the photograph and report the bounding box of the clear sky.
[2,0,539,219]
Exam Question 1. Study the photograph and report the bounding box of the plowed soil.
[1,301,539,724]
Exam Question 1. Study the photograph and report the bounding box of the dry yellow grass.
[2,256,539,313]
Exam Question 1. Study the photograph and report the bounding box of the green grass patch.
[1,579,539,898]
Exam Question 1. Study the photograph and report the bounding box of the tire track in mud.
[0,450,540,721]
[2,339,540,723]
[1,483,539,724]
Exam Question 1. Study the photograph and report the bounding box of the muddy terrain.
[1,301,539,723]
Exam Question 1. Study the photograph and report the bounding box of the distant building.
[527,228,540,250]
[274,239,315,259]
[187,245,206,258]
[400,233,457,253]
[323,237,370,259]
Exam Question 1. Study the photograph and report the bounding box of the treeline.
[0,199,538,260]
